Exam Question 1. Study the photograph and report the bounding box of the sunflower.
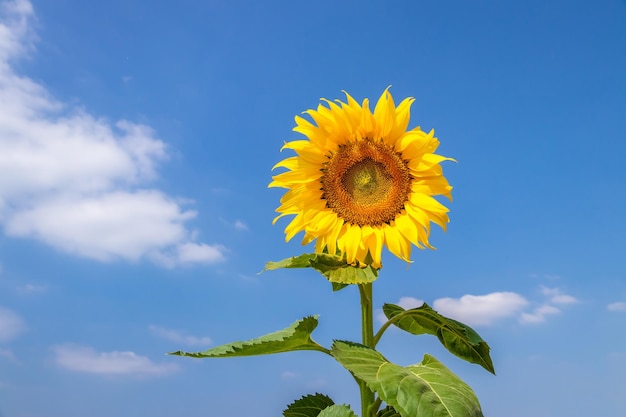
[269,89,453,269]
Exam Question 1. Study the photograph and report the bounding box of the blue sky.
[0,0,625,416]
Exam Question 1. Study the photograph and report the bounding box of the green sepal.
[169,316,325,358]
[283,393,335,417]
[331,282,350,292]
[383,303,495,374]
[264,253,378,285]
[377,406,401,417]
[331,341,483,417]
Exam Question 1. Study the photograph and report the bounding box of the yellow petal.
[281,140,328,162]
[374,87,396,141]
[383,224,407,261]
[408,153,454,173]
[326,217,344,256]
[269,168,322,186]
[396,130,439,159]
[355,225,374,266]
[284,213,306,241]
[409,193,450,213]
[388,97,414,143]
[302,232,316,246]
[411,176,453,200]
[357,98,375,139]
[271,156,299,171]
[395,212,425,249]
[363,226,384,268]
[341,224,362,264]
[307,210,338,236]
[404,202,432,236]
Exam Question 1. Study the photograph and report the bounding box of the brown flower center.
[321,139,411,226]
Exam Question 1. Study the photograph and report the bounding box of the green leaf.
[283,395,356,417]
[265,253,320,270]
[331,341,483,417]
[382,303,495,374]
[264,253,378,285]
[169,316,325,358]
[283,393,335,417]
[317,405,358,417]
[377,406,401,417]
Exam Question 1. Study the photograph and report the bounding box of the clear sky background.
[0,0,625,416]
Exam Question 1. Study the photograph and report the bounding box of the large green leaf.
[283,393,335,417]
[169,316,325,358]
[317,405,358,417]
[264,253,378,285]
[382,303,494,374]
[331,341,483,417]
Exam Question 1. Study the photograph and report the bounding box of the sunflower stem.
[358,283,376,417]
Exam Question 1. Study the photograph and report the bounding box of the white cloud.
[0,306,25,342]
[376,296,424,324]
[396,296,424,310]
[0,1,225,267]
[519,305,561,324]
[539,287,559,297]
[530,273,561,281]
[148,325,212,346]
[234,220,248,231]
[0,0,34,63]
[607,302,626,312]
[540,286,578,305]
[52,344,178,376]
[433,292,529,326]
[176,242,226,265]
[550,294,578,304]
[15,283,46,294]
[6,191,195,261]
[281,371,299,379]
[397,286,578,327]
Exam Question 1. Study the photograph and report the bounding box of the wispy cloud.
[280,370,299,379]
[516,286,578,324]
[433,292,529,327]
[519,304,561,324]
[234,220,248,231]
[607,302,626,312]
[530,273,561,281]
[148,325,212,346]
[0,347,17,361]
[52,344,178,376]
[175,243,226,265]
[0,0,226,267]
[0,306,25,342]
[540,286,579,305]
[15,283,47,294]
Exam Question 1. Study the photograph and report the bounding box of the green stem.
[358,283,375,417]
[372,309,414,347]
[371,397,383,415]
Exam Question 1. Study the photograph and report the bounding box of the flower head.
[270,89,453,268]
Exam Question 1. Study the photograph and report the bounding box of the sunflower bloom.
[269,89,453,269]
